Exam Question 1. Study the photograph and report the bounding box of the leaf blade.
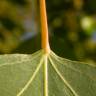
[0,50,96,96]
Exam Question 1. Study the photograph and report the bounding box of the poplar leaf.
[0,50,96,96]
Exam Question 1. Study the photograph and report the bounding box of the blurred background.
[0,0,96,64]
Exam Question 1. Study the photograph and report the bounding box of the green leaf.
[0,50,96,96]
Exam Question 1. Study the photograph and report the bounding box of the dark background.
[0,0,96,64]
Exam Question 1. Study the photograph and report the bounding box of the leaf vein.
[0,52,41,68]
[50,54,96,81]
[16,57,43,96]
[49,56,79,96]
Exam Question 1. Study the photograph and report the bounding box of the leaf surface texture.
[0,50,96,96]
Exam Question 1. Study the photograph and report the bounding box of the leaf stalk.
[40,0,50,54]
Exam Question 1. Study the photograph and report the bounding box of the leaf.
[0,50,96,96]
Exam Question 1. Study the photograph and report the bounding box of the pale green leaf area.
[0,50,96,96]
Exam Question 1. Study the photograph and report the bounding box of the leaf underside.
[0,50,96,96]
